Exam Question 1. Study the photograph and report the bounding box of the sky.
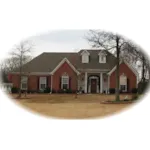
[29,30,91,57]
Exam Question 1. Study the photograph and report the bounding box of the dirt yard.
[10,94,135,119]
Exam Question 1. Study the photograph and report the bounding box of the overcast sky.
[29,30,91,57]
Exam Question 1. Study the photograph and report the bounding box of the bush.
[52,89,56,93]
[66,89,73,93]
[44,87,51,93]
[131,88,138,94]
[109,88,115,94]
[37,89,44,94]
[57,89,76,94]
[138,81,149,94]
[57,89,65,93]
[11,87,19,93]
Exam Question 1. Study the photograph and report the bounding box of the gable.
[108,60,138,77]
[109,62,138,80]
[51,58,80,75]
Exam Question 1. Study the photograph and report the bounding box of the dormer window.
[81,50,90,63]
[98,51,107,63]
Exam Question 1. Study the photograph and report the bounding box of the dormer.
[80,50,90,63]
[98,51,107,63]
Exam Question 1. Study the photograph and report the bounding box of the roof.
[12,49,117,73]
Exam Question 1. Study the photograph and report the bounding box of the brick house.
[8,49,138,93]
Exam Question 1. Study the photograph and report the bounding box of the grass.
[9,94,136,119]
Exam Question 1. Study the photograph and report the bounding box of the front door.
[91,79,97,93]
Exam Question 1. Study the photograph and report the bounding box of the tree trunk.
[18,56,22,99]
[116,36,120,101]
[142,56,145,82]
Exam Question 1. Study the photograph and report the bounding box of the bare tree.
[70,54,79,98]
[10,40,33,98]
[120,43,150,81]
[86,30,129,101]
[1,55,32,73]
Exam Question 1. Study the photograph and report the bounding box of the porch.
[78,72,110,94]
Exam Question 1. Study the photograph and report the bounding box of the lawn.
[10,94,135,119]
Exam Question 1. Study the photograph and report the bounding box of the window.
[81,50,90,63]
[21,76,28,90]
[82,55,89,63]
[39,77,47,90]
[61,75,69,89]
[120,85,126,91]
[120,74,127,92]
[21,83,27,89]
[40,84,46,89]
[99,55,106,63]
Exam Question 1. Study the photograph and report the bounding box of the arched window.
[61,73,69,89]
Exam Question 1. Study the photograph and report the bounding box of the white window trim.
[120,85,127,92]
[39,77,47,90]
[120,74,127,92]
[61,75,69,89]
[21,83,28,90]
[81,50,90,64]
[21,76,28,90]
[82,54,89,63]
[99,54,106,63]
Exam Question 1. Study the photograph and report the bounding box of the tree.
[9,40,33,98]
[86,30,129,101]
[70,54,80,98]
[120,42,150,81]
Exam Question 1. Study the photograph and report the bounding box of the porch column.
[84,72,87,93]
[50,75,53,94]
[100,72,103,93]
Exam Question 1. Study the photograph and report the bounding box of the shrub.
[57,89,65,93]
[11,87,19,93]
[44,87,51,93]
[131,88,138,94]
[38,89,44,94]
[138,81,149,94]
[52,89,56,93]
[109,88,115,94]
[57,89,76,94]
[66,89,73,93]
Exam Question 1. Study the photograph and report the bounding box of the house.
[8,49,138,93]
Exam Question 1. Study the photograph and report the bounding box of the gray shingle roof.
[13,49,117,73]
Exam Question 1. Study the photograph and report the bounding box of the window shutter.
[47,76,49,88]
[59,77,61,89]
[69,77,71,89]
[127,78,129,92]
[27,77,29,90]
[37,77,39,90]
